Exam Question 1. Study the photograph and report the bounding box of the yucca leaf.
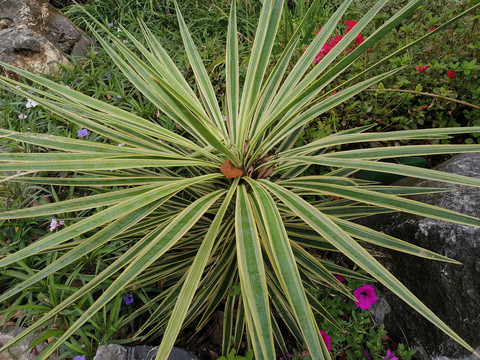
[156,179,238,359]
[0,176,174,187]
[259,180,477,354]
[288,157,480,188]
[0,174,220,268]
[0,199,166,304]
[36,189,225,360]
[235,185,274,357]
[282,127,480,157]
[226,0,239,142]
[283,180,480,227]
[0,184,159,219]
[247,178,327,358]
[330,217,461,263]
[252,68,401,162]
[265,0,352,116]
[0,66,197,151]
[174,1,228,136]
[237,0,284,150]
[323,144,480,159]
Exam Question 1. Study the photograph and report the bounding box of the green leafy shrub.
[1,0,480,359]
[312,0,480,143]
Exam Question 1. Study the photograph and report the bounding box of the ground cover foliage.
[1,0,480,359]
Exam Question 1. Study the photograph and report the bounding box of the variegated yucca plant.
[1,0,479,359]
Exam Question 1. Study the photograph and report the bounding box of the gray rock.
[0,0,95,77]
[94,344,200,360]
[0,28,70,75]
[358,153,480,359]
[0,326,54,360]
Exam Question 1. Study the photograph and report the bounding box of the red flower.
[414,65,430,73]
[447,70,456,78]
[429,26,437,32]
[313,20,363,63]
[344,20,358,34]
[355,33,365,45]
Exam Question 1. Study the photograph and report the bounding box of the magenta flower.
[414,65,430,73]
[49,219,64,232]
[320,330,331,352]
[77,128,89,138]
[334,274,345,282]
[123,294,134,305]
[353,284,377,309]
[73,356,86,360]
[385,348,398,360]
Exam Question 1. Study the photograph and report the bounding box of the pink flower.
[447,70,456,78]
[414,65,430,73]
[353,284,377,309]
[334,274,345,282]
[320,330,331,352]
[384,348,398,360]
[49,219,64,232]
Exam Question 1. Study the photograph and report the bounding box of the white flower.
[26,99,38,108]
[18,114,27,120]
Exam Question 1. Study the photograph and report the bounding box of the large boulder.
[359,153,480,359]
[0,0,95,76]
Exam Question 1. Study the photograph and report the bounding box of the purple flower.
[49,219,64,232]
[117,95,122,99]
[334,274,345,282]
[353,284,377,310]
[73,356,86,360]
[320,330,331,352]
[28,90,35,94]
[385,348,398,360]
[77,128,89,138]
[279,353,293,360]
[361,349,373,360]
[105,73,110,78]
[222,115,227,122]
[123,294,134,305]
[108,23,113,27]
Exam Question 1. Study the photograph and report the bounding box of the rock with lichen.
[0,0,95,77]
